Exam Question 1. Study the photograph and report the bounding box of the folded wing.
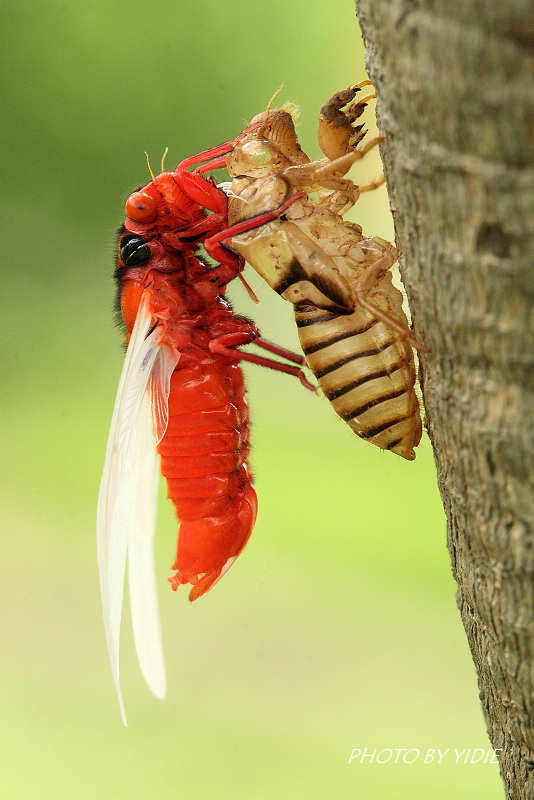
[97,291,179,724]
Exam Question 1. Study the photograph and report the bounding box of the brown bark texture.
[354,1,534,797]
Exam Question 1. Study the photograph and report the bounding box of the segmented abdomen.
[157,356,257,600]
[296,294,422,460]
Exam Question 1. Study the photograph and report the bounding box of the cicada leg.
[353,256,429,353]
[172,125,265,217]
[209,330,316,392]
[359,175,386,193]
[179,121,264,179]
[296,137,384,214]
[175,145,233,214]
[204,191,307,254]
[312,136,384,181]
[318,82,376,161]
[253,337,309,366]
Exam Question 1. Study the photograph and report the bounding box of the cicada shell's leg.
[282,152,359,210]
[307,137,384,209]
[284,138,383,217]
[359,175,386,193]
[318,82,375,161]
[279,222,355,311]
[342,135,384,166]
[353,256,429,353]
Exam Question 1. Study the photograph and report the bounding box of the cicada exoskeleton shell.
[216,86,424,459]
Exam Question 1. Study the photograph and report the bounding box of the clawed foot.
[317,81,376,161]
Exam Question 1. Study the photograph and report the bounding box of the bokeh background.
[1,1,502,798]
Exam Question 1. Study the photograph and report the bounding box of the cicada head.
[124,172,205,235]
[250,108,309,166]
[226,135,287,179]
[227,108,309,180]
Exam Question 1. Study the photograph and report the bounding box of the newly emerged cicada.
[207,85,425,460]
[98,137,315,722]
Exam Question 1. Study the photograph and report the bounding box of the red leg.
[209,332,316,392]
[194,156,228,175]
[175,121,261,174]
[254,337,308,366]
[173,211,227,239]
[176,141,235,173]
[168,211,243,285]
[173,123,265,212]
[175,169,229,214]
[236,121,262,139]
[180,124,263,177]
[204,191,307,257]
[173,142,234,214]
[238,273,260,304]
[203,233,244,275]
[207,260,245,289]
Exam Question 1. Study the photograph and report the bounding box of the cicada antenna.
[259,84,285,135]
[144,151,155,180]
[160,147,169,173]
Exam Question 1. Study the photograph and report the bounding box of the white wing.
[97,292,179,725]
[128,342,179,703]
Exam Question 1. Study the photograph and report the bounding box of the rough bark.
[354,1,534,797]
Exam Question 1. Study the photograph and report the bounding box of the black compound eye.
[120,234,151,266]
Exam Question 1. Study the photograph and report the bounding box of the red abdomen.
[157,355,257,600]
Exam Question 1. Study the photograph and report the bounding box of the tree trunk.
[354,1,534,797]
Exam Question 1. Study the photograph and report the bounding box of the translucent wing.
[128,343,180,703]
[97,292,179,724]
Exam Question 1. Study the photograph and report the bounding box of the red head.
[124,172,206,236]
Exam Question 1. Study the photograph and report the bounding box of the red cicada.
[97,139,313,723]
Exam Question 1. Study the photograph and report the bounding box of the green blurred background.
[1,1,502,798]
